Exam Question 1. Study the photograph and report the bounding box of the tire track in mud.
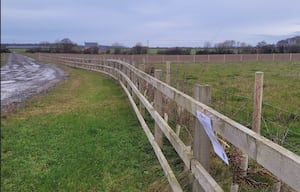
[1,53,67,113]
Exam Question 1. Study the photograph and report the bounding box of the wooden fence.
[39,53,300,192]
[47,53,300,64]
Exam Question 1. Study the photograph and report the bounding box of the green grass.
[3,54,298,191]
[153,62,300,111]
[1,53,9,66]
[9,48,27,53]
[151,61,300,155]
[149,61,299,191]
[1,66,163,191]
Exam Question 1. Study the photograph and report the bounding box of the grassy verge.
[1,53,9,66]
[1,66,163,191]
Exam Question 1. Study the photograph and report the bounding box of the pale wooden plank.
[193,84,212,192]
[154,69,163,147]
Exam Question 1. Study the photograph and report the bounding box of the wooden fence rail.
[39,53,300,192]
[38,53,300,65]
[113,53,300,64]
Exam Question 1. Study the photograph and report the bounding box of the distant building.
[83,42,99,54]
[84,42,98,48]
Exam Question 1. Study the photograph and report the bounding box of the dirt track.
[1,53,67,113]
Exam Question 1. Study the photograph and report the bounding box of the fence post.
[165,60,171,123]
[233,72,264,192]
[230,184,239,192]
[154,69,163,147]
[166,61,171,85]
[252,72,264,133]
[131,62,137,99]
[192,84,211,192]
[252,71,283,191]
[146,54,148,64]
[139,63,146,117]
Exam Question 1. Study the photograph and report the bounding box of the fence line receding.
[39,53,300,192]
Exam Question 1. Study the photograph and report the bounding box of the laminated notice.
[196,111,229,165]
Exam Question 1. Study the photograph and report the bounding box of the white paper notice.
[196,111,229,165]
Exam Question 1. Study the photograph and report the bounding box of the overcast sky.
[2,0,300,47]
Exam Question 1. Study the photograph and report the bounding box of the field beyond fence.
[148,61,300,157]
[38,53,300,192]
[72,53,300,64]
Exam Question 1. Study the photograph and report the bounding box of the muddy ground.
[1,53,67,114]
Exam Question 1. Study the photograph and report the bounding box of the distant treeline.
[0,48,11,53]
[109,44,300,55]
[109,36,300,55]
[195,38,300,54]
[109,43,148,55]
[23,38,99,54]
[2,36,300,55]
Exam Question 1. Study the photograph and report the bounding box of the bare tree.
[131,42,147,54]
[214,40,236,54]
[204,41,212,48]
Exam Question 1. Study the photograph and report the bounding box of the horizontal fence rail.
[127,53,300,63]
[39,53,300,192]
[38,53,300,64]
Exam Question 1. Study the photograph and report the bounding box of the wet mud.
[1,53,67,114]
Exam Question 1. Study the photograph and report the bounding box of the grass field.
[2,54,299,191]
[1,65,164,191]
[151,61,300,155]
